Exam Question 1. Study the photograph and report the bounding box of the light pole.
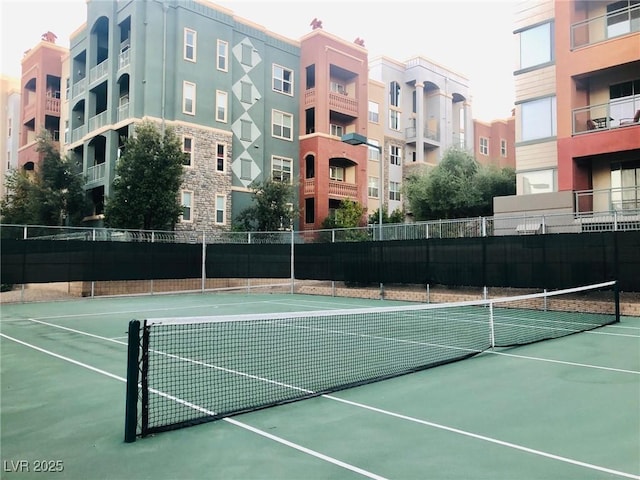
[342,133,384,299]
[341,133,384,240]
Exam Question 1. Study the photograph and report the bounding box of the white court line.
[0,333,388,480]
[12,320,640,480]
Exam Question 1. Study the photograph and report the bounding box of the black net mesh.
[136,282,618,437]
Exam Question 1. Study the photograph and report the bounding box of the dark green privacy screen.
[2,231,639,291]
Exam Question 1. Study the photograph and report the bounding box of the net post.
[489,302,496,349]
[614,281,620,323]
[140,320,150,437]
[124,320,140,443]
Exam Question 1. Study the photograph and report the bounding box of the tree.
[1,131,87,226]
[404,147,516,221]
[368,206,404,225]
[321,199,369,241]
[234,179,296,231]
[104,121,184,230]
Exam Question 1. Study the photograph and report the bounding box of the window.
[389,110,400,131]
[607,1,640,38]
[216,143,225,172]
[240,81,252,103]
[272,156,292,183]
[368,101,379,123]
[368,176,379,198]
[330,166,344,181]
[183,81,196,115]
[611,161,640,210]
[519,22,552,70]
[610,79,640,123]
[479,137,489,155]
[389,181,401,201]
[390,81,400,107]
[184,29,196,62]
[521,96,556,141]
[368,139,380,161]
[500,139,507,157]
[521,169,556,194]
[330,124,344,137]
[215,194,225,224]
[181,191,193,222]
[216,90,228,123]
[330,82,346,94]
[390,145,401,165]
[241,44,252,66]
[182,136,193,166]
[217,40,228,71]
[273,65,293,95]
[240,158,252,180]
[240,120,252,141]
[272,110,293,140]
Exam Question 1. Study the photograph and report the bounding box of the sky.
[0,0,516,122]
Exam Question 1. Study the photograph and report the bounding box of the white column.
[415,82,425,163]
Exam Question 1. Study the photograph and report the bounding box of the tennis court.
[1,290,639,480]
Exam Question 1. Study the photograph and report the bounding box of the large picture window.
[521,96,557,141]
[519,22,553,70]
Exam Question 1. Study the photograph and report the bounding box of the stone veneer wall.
[171,122,233,232]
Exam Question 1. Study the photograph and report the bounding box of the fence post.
[201,231,206,293]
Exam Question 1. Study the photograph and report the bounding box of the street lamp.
[341,133,384,241]
[342,133,384,299]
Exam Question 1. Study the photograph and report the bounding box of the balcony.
[328,180,357,198]
[304,178,315,195]
[571,3,640,49]
[328,91,358,117]
[89,111,109,132]
[86,163,106,185]
[572,98,640,135]
[304,88,316,107]
[90,59,109,84]
[72,79,86,99]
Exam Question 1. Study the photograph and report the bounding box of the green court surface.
[1,293,639,480]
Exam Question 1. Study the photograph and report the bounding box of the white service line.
[0,332,388,480]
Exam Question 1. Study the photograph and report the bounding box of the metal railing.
[571,3,640,49]
[572,98,640,135]
[86,163,106,184]
[90,59,109,84]
[3,207,639,245]
[88,111,109,132]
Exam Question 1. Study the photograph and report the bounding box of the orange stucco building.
[18,33,67,170]
[473,114,516,170]
[298,29,369,230]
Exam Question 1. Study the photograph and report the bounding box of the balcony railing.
[71,125,86,143]
[45,97,60,114]
[571,4,640,49]
[86,163,106,184]
[118,102,130,122]
[328,180,358,198]
[572,98,640,135]
[405,122,440,143]
[72,79,86,99]
[89,111,109,132]
[575,186,640,214]
[90,59,109,84]
[119,49,130,70]
[328,91,358,116]
[304,178,315,195]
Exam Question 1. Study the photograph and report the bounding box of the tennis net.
[124,280,619,441]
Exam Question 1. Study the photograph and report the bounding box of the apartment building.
[369,56,473,216]
[298,27,369,230]
[473,114,516,169]
[499,0,640,221]
[1,76,21,199]
[18,33,67,171]
[67,0,299,230]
